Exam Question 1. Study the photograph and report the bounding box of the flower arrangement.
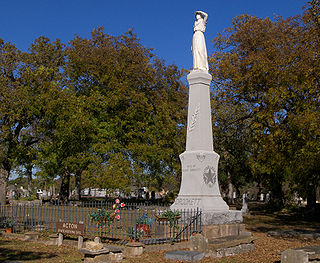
[136,214,155,226]
[157,210,181,243]
[0,218,15,229]
[89,199,125,227]
[156,210,181,229]
[136,213,155,237]
[127,227,143,241]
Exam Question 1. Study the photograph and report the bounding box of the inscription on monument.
[182,164,201,173]
[174,198,200,206]
[203,166,217,187]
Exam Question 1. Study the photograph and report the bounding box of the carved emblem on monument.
[196,153,206,162]
[203,166,217,187]
[188,104,200,132]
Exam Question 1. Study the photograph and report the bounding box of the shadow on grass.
[0,240,55,262]
[244,205,320,234]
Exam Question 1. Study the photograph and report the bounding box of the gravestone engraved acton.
[56,222,84,236]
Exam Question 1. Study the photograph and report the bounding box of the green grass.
[0,238,82,263]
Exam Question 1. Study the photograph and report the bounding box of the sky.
[0,0,307,71]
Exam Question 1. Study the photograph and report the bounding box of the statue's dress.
[192,19,208,71]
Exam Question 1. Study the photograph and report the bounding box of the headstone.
[165,251,205,262]
[85,241,104,250]
[24,232,39,241]
[281,246,320,263]
[189,234,208,253]
[281,249,309,263]
[171,11,242,225]
[94,236,101,243]
[124,242,144,256]
[241,193,249,214]
[49,234,58,245]
[58,233,63,246]
[109,252,124,262]
[265,192,271,203]
[79,247,110,263]
[233,192,237,199]
[78,235,84,250]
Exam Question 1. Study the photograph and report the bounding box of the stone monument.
[171,11,242,226]
[241,193,249,214]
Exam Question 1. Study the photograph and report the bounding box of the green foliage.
[159,210,180,229]
[126,227,143,240]
[65,27,187,193]
[0,218,15,228]
[0,27,187,202]
[19,195,37,201]
[210,4,320,205]
[0,36,66,203]
[89,209,115,227]
[136,214,155,226]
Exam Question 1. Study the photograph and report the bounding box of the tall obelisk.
[171,11,242,225]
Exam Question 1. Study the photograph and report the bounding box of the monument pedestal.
[170,150,229,213]
[170,70,243,229]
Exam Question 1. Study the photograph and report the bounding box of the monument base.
[170,194,229,212]
[202,210,243,226]
[171,198,242,226]
[201,223,247,239]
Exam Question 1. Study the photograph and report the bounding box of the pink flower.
[120,203,125,207]
[116,214,120,220]
[115,209,120,213]
[112,204,116,209]
[115,199,120,204]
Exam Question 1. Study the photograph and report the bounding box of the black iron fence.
[0,201,201,245]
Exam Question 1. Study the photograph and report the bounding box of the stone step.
[165,250,205,262]
[281,245,320,263]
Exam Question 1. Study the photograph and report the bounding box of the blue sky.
[0,0,306,70]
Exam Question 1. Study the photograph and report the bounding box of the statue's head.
[195,12,202,20]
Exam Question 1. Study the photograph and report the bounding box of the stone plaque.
[56,222,84,235]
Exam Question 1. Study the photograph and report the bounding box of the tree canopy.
[209,1,320,206]
[0,28,187,203]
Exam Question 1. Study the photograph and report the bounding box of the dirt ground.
[0,209,319,263]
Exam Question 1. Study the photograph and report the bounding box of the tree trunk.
[270,177,284,208]
[74,170,81,201]
[0,158,11,205]
[26,164,33,193]
[59,169,70,202]
[306,183,316,210]
[227,170,234,204]
[0,167,9,205]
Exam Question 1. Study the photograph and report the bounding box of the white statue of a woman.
[192,11,209,72]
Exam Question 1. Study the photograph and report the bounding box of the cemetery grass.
[0,208,319,263]
[124,206,320,263]
[0,238,82,263]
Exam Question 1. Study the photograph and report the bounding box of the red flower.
[120,203,125,207]
[115,209,120,213]
[115,199,120,204]
[116,214,120,220]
